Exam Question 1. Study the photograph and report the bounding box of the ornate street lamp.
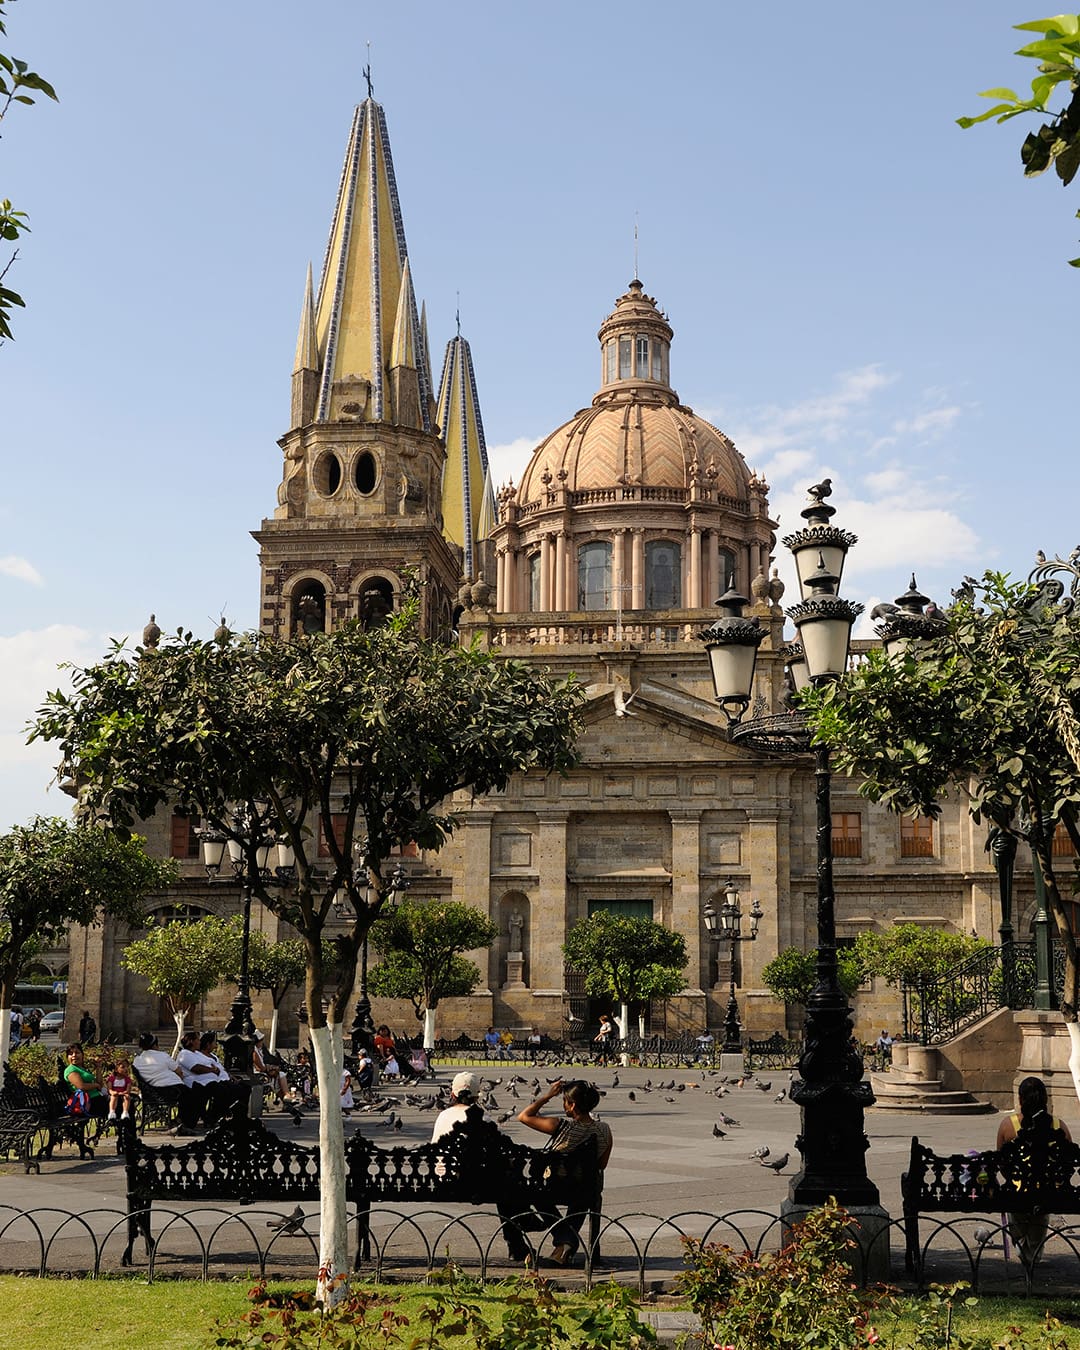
[200,810,295,1079]
[331,854,410,1053]
[698,481,884,1212]
[703,880,762,1053]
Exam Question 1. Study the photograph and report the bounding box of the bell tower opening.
[292,582,326,635]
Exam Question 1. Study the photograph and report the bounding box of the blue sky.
[1,1,1076,828]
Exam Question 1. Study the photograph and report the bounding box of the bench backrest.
[904,1133,1080,1213]
[125,1112,597,1209]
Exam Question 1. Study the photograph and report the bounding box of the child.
[105,1056,136,1120]
[340,1065,354,1115]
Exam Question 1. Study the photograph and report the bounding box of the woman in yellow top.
[518,1078,612,1265]
[995,1075,1073,1266]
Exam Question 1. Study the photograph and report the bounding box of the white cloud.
[486,436,537,488]
[0,555,44,586]
[892,406,963,437]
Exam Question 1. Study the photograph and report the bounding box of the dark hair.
[1017,1075,1053,1138]
[65,1043,82,1056]
[138,1032,157,1051]
[563,1081,600,1114]
[200,1031,216,1048]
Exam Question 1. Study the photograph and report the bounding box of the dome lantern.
[597,279,674,396]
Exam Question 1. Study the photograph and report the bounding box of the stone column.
[689,526,702,609]
[554,532,567,612]
[702,529,715,607]
[532,812,570,993]
[669,809,705,995]
[495,548,507,613]
[631,528,645,609]
[454,811,495,988]
[539,534,552,611]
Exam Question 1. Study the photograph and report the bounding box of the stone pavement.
[1,1059,1074,1292]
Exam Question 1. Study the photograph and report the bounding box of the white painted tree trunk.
[1067,1021,1080,1106]
[268,1007,280,1057]
[638,1011,646,1039]
[311,1020,348,1305]
[423,1008,437,1050]
[617,1003,629,1039]
[171,1009,186,1057]
[0,1008,11,1070]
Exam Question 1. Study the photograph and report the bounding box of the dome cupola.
[597,278,675,400]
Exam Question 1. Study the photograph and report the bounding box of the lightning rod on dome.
[363,41,373,99]
[634,211,639,281]
[456,291,461,337]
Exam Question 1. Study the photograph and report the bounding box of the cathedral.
[63,89,1018,1046]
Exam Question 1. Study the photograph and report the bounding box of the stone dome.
[516,280,751,505]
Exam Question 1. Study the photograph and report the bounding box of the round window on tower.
[354,451,378,495]
[313,451,342,497]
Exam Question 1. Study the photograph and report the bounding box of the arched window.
[646,540,681,609]
[292,582,326,635]
[358,577,394,629]
[578,541,612,611]
[527,554,542,611]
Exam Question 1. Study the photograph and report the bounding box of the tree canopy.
[761,945,863,1007]
[368,898,498,1029]
[853,924,989,990]
[958,13,1080,265]
[121,914,239,1046]
[0,816,173,1060]
[562,911,687,1008]
[800,569,1080,1021]
[1,0,58,339]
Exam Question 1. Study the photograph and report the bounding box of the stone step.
[871,1077,946,1096]
[870,1097,996,1114]
[870,1072,995,1114]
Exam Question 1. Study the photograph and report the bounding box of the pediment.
[576,679,757,766]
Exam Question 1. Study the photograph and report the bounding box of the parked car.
[39,1010,65,1034]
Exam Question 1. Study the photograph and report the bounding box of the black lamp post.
[200,811,295,1078]
[703,880,762,1053]
[331,857,410,1054]
[699,481,884,1208]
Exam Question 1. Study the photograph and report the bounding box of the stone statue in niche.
[508,910,524,952]
[503,910,526,990]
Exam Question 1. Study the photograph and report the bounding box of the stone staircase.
[869,1065,995,1114]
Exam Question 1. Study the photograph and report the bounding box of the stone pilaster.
[453,811,495,987]
[669,808,705,995]
[532,812,570,993]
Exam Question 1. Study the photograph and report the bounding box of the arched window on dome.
[717,547,738,592]
[578,541,612,611]
[605,342,616,384]
[646,540,681,609]
[527,553,542,611]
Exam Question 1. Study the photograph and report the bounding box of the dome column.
[495,547,507,613]
[540,533,553,611]
[631,528,645,609]
[613,529,628,616]
[690,526,703,609]
[703,528,717,604]
[555,532,567,612]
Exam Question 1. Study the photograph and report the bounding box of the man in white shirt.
[133,1031,201,1132]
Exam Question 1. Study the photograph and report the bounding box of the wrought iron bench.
[0,1067,98,1164]
[745,1032,800,1070]
[131,1067,181,1134]
[121,1109,600,1269]
[901,1133,1080,1286]
[0,1106,44,1171]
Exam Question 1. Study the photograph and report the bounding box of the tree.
[121,914,240,1053]
[0,0,58,340]
[853,924,989,989]
[367,898,498,1047]
[958,14,1080,265]
[246,931,336,1055]
[562,912,688,1036]
[761,946,863,1009]
[800,570,1080,1095]
[0,816,173,1063]
[29,598,580,1302]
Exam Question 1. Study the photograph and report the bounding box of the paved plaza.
[1,1059,1076,1292]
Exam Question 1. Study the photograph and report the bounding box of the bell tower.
[254,93,461,639]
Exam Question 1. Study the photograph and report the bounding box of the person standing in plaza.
[78,1010,97,1045]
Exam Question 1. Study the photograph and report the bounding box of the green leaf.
[978,86,1021,102]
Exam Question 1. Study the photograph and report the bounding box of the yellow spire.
[419,300,434,412]
[290,262,319,428]
[390,257,417,370]
[476,464,497,542]
[313,97,432,428]
[436,331,490,578]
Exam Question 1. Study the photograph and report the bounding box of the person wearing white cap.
[431,1072,484,1141]
[431,1070,531,1263]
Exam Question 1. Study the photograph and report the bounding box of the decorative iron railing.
[902,941,1067,1044]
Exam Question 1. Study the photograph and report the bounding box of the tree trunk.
[310,1020,349,1305]
[0,1008,11,1070]
[171,1008,186,1057]
[617,1002,629,1039]
[423,1007,437,1050]
[268,1006,280,1057]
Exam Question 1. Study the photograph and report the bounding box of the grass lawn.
[6,1276,1080,1349]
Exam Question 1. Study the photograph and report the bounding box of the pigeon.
[760,1153,789,1173]
[485,1094,500,1110]
[496,1110,515,1124]
[393,1116,404,1131]
[755,1080,772,1093]
[266,1205,305,1233]
[611,1073,619,1088]
[973,1226,998,1247]
[712,1124,727,1138]
[627,1092,636,1103]
[808,477,833,500]
[773,1090,786,1104]
[718,1113,740,1127]
[675,1083,686,1093]
[378,1111,397,1129]
[508,1083,520,1098]
[664,1096,676,1103]
[749,1145,769,1160]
